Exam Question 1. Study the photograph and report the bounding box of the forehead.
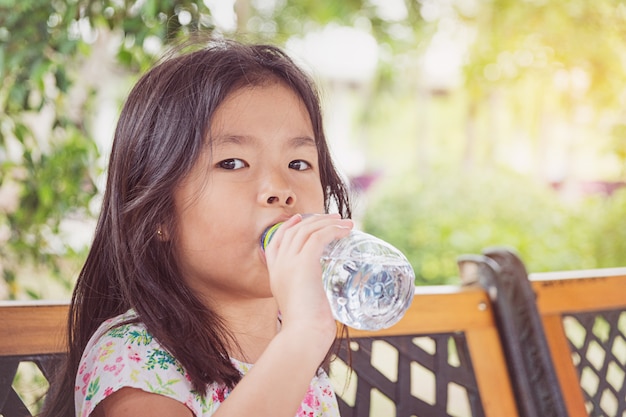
[209,82,315,142]
[217,80,307,113]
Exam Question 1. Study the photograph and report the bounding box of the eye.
[289,160,311,171]
[217,158,248,170]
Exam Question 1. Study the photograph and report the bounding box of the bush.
[361,169,624,285]
[586,188,626,268]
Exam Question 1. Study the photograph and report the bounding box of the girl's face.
[172,82,325,305]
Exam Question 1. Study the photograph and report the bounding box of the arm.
[92,389,193,417]
[211,214,352,416]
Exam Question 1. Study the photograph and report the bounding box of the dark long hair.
[41,38,352,417]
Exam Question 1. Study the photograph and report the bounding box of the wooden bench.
[335,284,518,417]
[336,249,626,417]
[1,251,625,417]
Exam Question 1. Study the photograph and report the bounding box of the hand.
[263,214,353,350]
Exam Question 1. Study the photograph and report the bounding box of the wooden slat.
[0,301,68,356]
[348,285,493,338]
[466,327,519,417]
[1,286,493,353]
[541,314,588,417]
[530,268,626,314]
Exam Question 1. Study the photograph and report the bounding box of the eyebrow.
[212,134,317,148]
[289,136,317,148]
[211,134,245,146]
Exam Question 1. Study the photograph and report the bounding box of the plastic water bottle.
[261,223,415,331]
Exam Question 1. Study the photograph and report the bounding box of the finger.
[274,215,351,257]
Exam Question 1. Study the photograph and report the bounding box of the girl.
[42,38,353,417]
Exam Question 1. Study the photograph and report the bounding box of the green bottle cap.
[260,222,283,250]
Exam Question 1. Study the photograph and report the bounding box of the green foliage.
[0,0,429,300]
[1,0,625,300]
[0,0,214,299]
[464,0,626,110]
[362,169,625,285]
[10,362,49,415]
[253,0,425,49]
[586,189,626,267]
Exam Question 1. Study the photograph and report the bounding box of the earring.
[157,229,163,237]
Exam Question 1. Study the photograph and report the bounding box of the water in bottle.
[261,223,415,331]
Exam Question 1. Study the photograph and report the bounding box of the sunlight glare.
[204,0,237,32]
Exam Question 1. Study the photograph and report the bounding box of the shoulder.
[82,310,185,373]
[75,310,218,417]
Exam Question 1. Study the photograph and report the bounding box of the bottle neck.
[260,222,283,250]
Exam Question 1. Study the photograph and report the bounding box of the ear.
[156,225,170,241]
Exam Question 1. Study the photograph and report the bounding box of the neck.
[213,297,280,363]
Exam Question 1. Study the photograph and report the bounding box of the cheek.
[300,183,326,211]
[175,227,243,283]
[175,208,212,251]
[176,214,250,262]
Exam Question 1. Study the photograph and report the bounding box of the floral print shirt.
[75,310,340,417]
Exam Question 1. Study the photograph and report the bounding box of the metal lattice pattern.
[0,355,64,417]
[563,309,626,417]
[332,333,486,417]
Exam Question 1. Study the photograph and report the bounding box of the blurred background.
[1,0,625,300]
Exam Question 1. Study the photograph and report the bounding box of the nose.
[258,172,296,207]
